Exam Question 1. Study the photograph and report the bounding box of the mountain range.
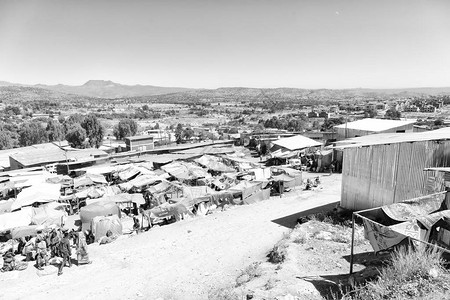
[0,80,190,99]
[1,80,450,103]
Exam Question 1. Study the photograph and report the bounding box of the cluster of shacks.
[0,146,304,253]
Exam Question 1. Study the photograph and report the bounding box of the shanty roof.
[0,142,69,170]
[124,135,154,141]
[272,135,322,151]
[334,118,416,132]
[334,127,450,149]
[10,148,108,167]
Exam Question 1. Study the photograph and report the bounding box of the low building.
[334,118,416,140]
[420,105,437,113]
[124,135,154,151]
[9,147,108,170]
[403,105,419,112]
[335,127,450,210]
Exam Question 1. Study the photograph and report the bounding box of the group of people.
[304,176,321,190]
[2,225,92,276]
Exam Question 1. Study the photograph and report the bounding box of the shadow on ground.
[271,201,339,229]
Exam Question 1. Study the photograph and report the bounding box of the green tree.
[113,118,138,140]
[321,117,346,131]
[364,108,377,118]
[0,132,14,150]
[81,114,104,148]
[182,127,194,141]
[66,123,87,149]
[19,121,48,146]
[46,119,65,142]
[385,108,401,120]
[175,123,183,144]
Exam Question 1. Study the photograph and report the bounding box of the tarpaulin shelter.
[271,135,322,152]
[0,206,34,232]
[229,181,264,200]
[315,149,333,172]
[118,166,141,181]
[349,191,450,274]
[85,173,108,185]
[161,162,208,181]
[80,201,121,231]
[91,215,122,242]
[243,189,270,204]
[85,193,146,206]
[0,199,13,215]
[195,155,235,173]
[147,180,171,194]
[10,225,39,239]
[73,176,94,189]
[31,203,67,227]
[11,183,62,211]
[126,174,162,190]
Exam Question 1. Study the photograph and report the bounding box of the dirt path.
[0,173,341,300]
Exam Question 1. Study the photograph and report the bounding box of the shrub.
[267,241,287,264]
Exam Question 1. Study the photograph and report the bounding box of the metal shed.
[337,127,450,210]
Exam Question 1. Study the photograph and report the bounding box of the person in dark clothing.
[133,216,140,234]
[1,249,15,272]
[58,230,72,276]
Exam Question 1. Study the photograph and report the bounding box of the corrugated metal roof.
[124,135,154,141]
[10,147,108,167]
[334,127,450,149]
[272,135,322,151]
[334,118,416,132]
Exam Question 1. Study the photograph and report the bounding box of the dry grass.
[292,229,309,244]
[342,245,450,300]
[208,285,243,300]
[235,262,263,286]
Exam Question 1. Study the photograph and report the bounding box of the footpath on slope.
[0,173,341,300]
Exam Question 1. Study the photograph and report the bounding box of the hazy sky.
[0,0,449,89]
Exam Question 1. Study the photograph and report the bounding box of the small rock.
[315,231,332,241]
[136,291,143,297]
[187,230,192,233]
[429,268,439,278]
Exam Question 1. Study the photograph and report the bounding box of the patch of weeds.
[236,262,263,286]
[264,277,277,290]
[267,241,287,264]
[293,230,308,244]
[208,285,242,300]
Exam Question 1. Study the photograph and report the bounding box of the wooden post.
[350,212,355,274]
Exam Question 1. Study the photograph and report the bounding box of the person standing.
[76,231,92,265]
[58,229,72,276]
[35,227,49,270]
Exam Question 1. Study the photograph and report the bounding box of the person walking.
[76,231,92,265]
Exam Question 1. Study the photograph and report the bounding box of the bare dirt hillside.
[0,173,341,300]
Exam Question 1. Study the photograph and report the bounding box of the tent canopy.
[12,183,61,211]
[271,135,322,151]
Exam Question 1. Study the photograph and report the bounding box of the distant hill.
[1,80,449,104]
[0,80,191,99]
[0,85,95,103]
[137,86,450,104]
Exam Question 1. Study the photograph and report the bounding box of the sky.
[0,0,449,89]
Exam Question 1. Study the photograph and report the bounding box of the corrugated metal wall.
[341,140,450,210]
